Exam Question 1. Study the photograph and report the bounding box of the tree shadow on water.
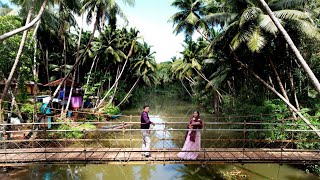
[174,164,227,180]
[285,175,320,180]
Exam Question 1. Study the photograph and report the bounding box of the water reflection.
[151,116,175,149]
[2,162,319,180]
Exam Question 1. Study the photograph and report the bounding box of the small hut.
[43,78,83,110]
[0,79,42,95]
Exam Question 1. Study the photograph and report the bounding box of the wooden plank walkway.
[0,148,319,166]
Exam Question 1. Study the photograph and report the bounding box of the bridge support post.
[0,99,3,124]
[243,120,246,159]
[130,115,132,149]
[280,120,284,161]
[44,123,47,161]
[83,129,86,162]
[163,122,166,163]
[203,121,206,160]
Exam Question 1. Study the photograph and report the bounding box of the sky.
[1,0,185,62]
[116,0,185,62]
[111,0,186,62]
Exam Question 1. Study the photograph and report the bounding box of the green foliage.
[305,164,320,176]
[0,15,33,80]
[294,110,320,150]
[102,104,120,115]
[51,119,96,139]
[84,114,99,121]
[20,102,42,120]
[20,102,41,114]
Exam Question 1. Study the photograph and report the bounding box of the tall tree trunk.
[32,21,40,123]
[96,67,119,108]
[289,70,300,111]
[25,11,99,139]
[269,58,297,119]
[0,0,48,41]
[196,28,210,42]
[32,40,38,123]
[65,67,77,113]
[259,0,320,93]
[7,89,23,122]
[45,48,51,93]
[247,64,320,137]
[268,76,275,89]
[213,90,220,113]
[76,14,83,84]
[1,8,33,125]
[61,36,67,118]
[116,78,140,107]
[108,66,122,106]
[269,58,289,100]
[95,42,135,110]
[233,52,320,138]
[1,9,32,101]
[84,55,98,94]
[194,68,222,113]
[96,68,111,102]
[180,79,192,97]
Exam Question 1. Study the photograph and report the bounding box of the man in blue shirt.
[141,105,155,157]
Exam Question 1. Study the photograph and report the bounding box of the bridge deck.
[0,148,319,166]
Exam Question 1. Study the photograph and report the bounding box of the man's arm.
[142,112,153,125]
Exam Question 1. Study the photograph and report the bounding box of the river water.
[0,95,319,179]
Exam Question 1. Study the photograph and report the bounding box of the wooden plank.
[0,148,319,164]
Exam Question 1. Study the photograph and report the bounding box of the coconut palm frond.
[120,0,135,7]
[270,0,312,10]
[230,28,253,50]
[258,14,280,35]
[294,19,320,40]
[191,58,202,70]
[247,28,266,53]
[186,11,200,25]
[274,10,310,20]
[204,12,237,24]
[239,7,262,27]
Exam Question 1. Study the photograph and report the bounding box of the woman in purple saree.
[177,111,203,160]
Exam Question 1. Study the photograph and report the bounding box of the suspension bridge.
[0,111,320,166]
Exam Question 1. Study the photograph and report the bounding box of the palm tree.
[0,0,48,41]
[258,0,320,93]
[81,0,134,34]
[171,38,203,81]
[205,0,320,102]
[93,27,138,109]
[170,38,206,98]
[203,0,320,135]
[45,0,135,109]
[157,61,174,84]
[116,42,158,107]
[170,0,207,39]
[1,0,35,101]
[132,42,158,86]
[55,1,81,115]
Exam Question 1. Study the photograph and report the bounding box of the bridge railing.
[0,114,319,152]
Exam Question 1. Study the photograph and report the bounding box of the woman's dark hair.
[143,105,149,109]
[193,111,200,121]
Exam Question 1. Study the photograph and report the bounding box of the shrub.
[50,119,96,139]
[20,103,42,120]
[103,104,120,115]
